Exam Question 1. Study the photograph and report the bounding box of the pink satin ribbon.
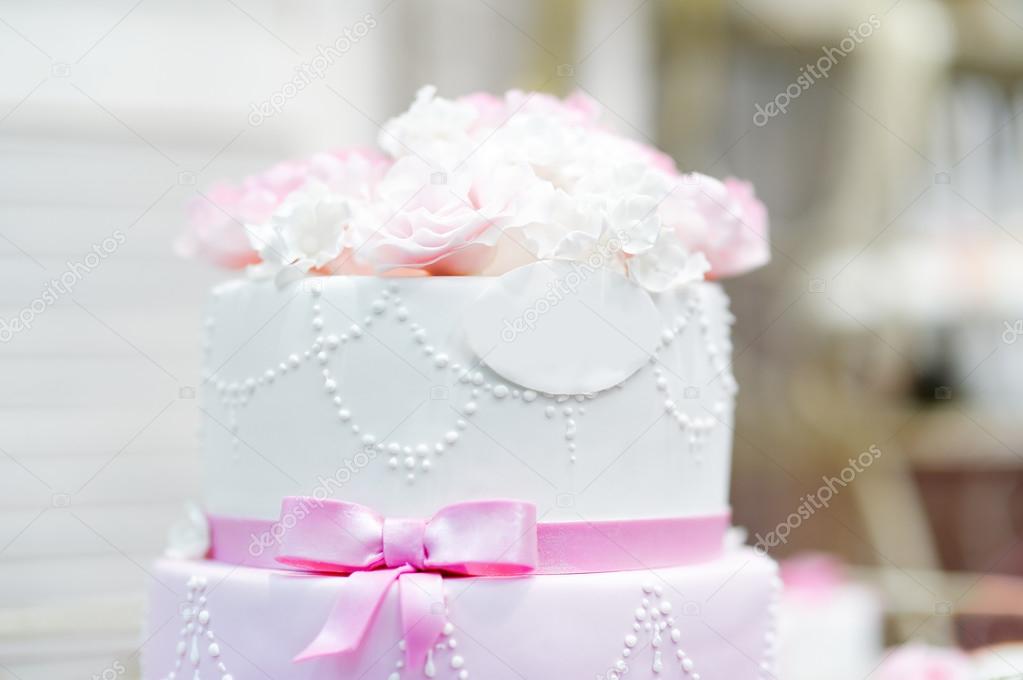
[205,499,730,674]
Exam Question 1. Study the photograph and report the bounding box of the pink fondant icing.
[142,547,779,680]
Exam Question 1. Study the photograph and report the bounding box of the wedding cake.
[146,87,777,679]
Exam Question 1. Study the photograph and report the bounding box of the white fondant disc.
[463,261,660,394]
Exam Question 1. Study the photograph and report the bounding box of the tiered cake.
[146,87,777,679]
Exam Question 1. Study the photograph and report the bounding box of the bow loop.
[425,499,538,575]
[275,497,386,573]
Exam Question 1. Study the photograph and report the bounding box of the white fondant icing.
[463,261,661,395]
[199,276,735,521]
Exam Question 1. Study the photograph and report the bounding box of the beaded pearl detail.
[758,572,783,679]
[602,583,701,678]
[651,285,734,463]
[206,280,736,481]
[387,618,470,679]
[161,576,234,680]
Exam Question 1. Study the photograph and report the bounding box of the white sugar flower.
[249,180,353,285]
[379,85,477,163]
[164,502,209,560]
[627,234,710,292]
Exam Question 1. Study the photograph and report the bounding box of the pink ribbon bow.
[274,497,538,673]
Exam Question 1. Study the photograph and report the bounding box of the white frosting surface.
[463,260,661,394]
[199,275,736,521]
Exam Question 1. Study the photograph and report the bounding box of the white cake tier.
[200,275,737,521]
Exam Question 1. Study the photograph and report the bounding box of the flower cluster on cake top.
[178,86,770,291]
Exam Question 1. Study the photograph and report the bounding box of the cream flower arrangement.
[179,86,770,290]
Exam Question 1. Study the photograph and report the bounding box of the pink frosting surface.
[142,548,778,679]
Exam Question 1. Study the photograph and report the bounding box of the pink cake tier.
[143,547,779,680]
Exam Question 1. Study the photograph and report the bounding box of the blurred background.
[0,0,1021,678]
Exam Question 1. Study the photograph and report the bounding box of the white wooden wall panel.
[0,1,395,677]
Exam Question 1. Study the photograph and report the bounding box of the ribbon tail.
[294,567,408,662]
[398,572,446,675]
